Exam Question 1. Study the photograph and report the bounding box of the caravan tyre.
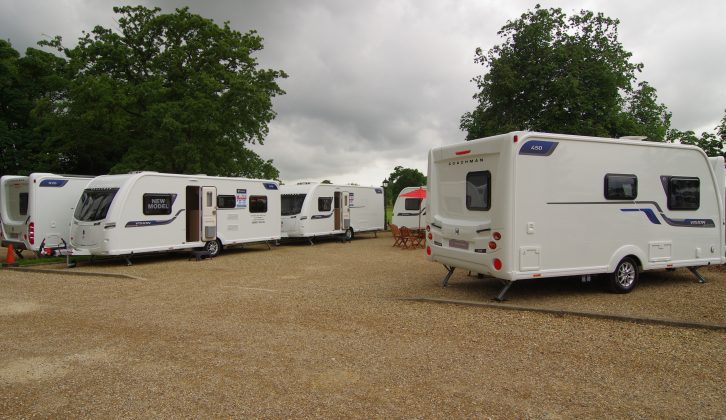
[345,228,354,241]
[608,257,638,293]
[204,239,222,257]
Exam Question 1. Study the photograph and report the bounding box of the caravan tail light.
[426,225,430,232]
[426,246,431,256]
[492,232,501,240]
[428,233,432,240]
[493,258,502,270]
[488,241,497,250]
[513,135,519,143]
[28,222,35,245]
[455,150,471,156]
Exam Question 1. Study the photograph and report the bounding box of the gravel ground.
[0,233,724,417]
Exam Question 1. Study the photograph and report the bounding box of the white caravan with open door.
[392,186,427,230]
[280,182,384,241]
[1,173,92,254]
[70,172,280,261]
[426,131,726,300]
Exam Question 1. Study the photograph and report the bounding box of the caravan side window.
[143,194,174,215]
[604,174,637,200]
[405,198,422,211]
[318,197,333,212]
[217,195,236,209]
[466,171,491,211]
[249,195,267,213]
[666,176,699,210]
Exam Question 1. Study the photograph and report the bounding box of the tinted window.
[466,171,491,211]
[668,177,699,210]
[404,198,422,211]
[250,195,267,213]
[318,197,333,212]
[19,192,28,216]
[74,188,119,221]
[605,174,637,200]
[281,194,306,216]
[217,195,236,209]
[143,194,174,215]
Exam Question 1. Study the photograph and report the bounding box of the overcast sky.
[1,0,724,185]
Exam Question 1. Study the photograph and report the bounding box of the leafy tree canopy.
[0,40,67,177]
[461,5,670,141]
[384,166,426,206]
[667,109,726,157]
[38,5,287,176]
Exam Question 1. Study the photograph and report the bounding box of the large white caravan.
[70,172,280,260]
[280,182,384,241]
[392,186,427,230]
[1,173,92,254]
[426,131,726,300]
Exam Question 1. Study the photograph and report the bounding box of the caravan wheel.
[345,228,354,241]
[608,257,638,293]
[204,239,222,257]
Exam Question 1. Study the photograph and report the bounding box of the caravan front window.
[466,171,491,211]
[281,194,306,216]
[74,188,119,222]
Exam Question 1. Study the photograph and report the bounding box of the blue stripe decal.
[621,208,661,224]
[125,209,185,227]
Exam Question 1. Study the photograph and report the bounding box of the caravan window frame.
[281,194,306,216]
[19,192,29,216]
[217,195,236,209]
[404,198,422,211]
[142,193,175,216]
[604,174,638,200]
[666,176,700,210]
[318,197,333,212]
[74,188,119,222]
[466,171,491,211]
[249,195,268,213]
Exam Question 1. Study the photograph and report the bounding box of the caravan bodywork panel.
[0,173,91,252]
[281,183,384,238]
[70,172,281,256]
[426,131,726,282]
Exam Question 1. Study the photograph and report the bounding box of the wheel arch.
[607,246,645,273]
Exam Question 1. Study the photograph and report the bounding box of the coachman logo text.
[449,157,483,166]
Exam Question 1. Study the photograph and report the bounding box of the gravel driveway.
[1,234,724,417]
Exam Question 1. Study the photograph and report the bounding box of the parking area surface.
[1,234,724,417]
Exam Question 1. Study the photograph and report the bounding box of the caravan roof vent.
[619,136,647,141]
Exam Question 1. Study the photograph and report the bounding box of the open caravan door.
[201,186,217,241]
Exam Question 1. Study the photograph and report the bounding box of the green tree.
[38,6,286,176]
[461,5,670,141]
[0,40,67,176]
[666,109,726,157]
[384,166,426,206]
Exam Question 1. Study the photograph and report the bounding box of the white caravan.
[392,186,427,230]
[1,173,92,254]
[280,182,384,241]
[70,172,281,260]
[426,131,726,300]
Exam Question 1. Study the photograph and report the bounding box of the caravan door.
[341,192,351,229]
[201,186,217,241]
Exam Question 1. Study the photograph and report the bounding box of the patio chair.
[399,226,421,249]
[390,224,408,248]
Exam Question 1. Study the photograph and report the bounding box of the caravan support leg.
[441,265,455,288]
[688,266,706,284]
[14,247,24,259]
[124,256,133,266]
[495,281,513,302]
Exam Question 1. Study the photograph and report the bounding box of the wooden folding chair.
[390,224,408,248]
[399,226,420,249]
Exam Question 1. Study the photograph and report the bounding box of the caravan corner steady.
[426,131,726,300]
[70,172,281,263]
[280,182,384,243]
[1,173,92,255]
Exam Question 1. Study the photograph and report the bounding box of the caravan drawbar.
[70,172,281,260]
[426,131,726,300]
